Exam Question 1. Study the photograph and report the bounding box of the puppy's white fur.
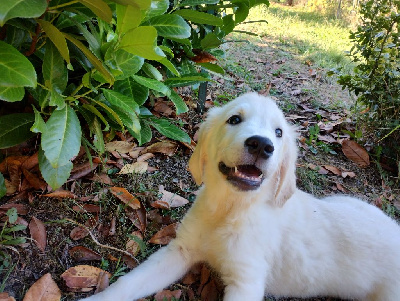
[81,93,400,301]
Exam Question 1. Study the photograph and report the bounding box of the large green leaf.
[119,26,164,61]
[0,0,47,26]
[78,0,112,22]
[168,90,188,115]
[39,148,73,189]
[144,0,168,20]
[150,118,190,143]
[0,86,24,102]
[41,106,82,168]
[114,49,144,79]
[43,42,68,95]
[37,19,70,64]
[110,0,150,8]
[31,106,47,134]
[102,89,140,134]
[0,172,6,199]
[173,10,223,26]
[164,75,209,87]
[131,74,170,95]
[116,4,142,35]
[65,33,114,84]
[197,62,225,74]
[234,2,249,23]
[201,33,221,49]
[0,113,35,149]
[179,0,219,6]
[114,77,149,105]
[144,15,191,39]
[0,40,36,88]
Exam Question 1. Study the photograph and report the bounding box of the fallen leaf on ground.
[149,223,178,245]
[110,187,140,210]
[154,101,174,116]
[118,162,148,174]
[70,226,89,241]
[154,290,182,301]
[21,153,39,171]
[125,205,147,233]
[137,153,154,162]
[201,279,218,301]
[94,271,110,294]
[0,292,16,301]
[190,50,216,63]
[72,204,100,213]
[341,171,356,178]
[23,273,61,301]
[126,231,143,256]
[158,185,189,208]
[22,169,47,190]
[89,173,113,185]
[43,190,76,199]
[317,135,337,144]
[69,246,102,261]
[29,217,46,252]
[342,140,370,168]
[0,203,28,215]
[322,165,342,176]
[105,141,135,153]
[61,265,111,291]
[70,162,99,180]
[336,183,346,192]
[145,141,178,156]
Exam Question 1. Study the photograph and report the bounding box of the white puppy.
[81,93,400,301]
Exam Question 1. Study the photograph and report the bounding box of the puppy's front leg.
[80,241,192,301]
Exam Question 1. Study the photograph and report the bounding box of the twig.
[65,218,139,264]
[25,22,41,56]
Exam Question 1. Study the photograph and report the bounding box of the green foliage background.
[0,0,269,190]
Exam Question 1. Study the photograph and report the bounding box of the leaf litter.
[1,26,399,301]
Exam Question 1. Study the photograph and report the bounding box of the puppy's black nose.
[245,135,274,159]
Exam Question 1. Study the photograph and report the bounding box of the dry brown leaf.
[201,279,218,301]
[0,203,28,215]
[110,187,140,210]
[125,205,147,233]
[145,141,178,156]
[70,162,99,180]
[154,290,182,301]
[22,169,47,191]
[118,162,148,174]
[341,171,356,178]
[322,165,342,176]
[190,50,217,63]
[317,135,337,144]
[149,223,178,245]
[154,101,174,116]
[70,226,89,241]
[22,273,61,301]
[43,190,76,199]
[336,183,346,192]
[342,140,370,168]
[126,231,143,256]
[72,204,100,213]
[0,292,16,301]
[158,186,189,208]
[137,153,154,162]
[89,173,113,185]
[94,271,110,294]
[128,147,145,159]
[69,246,102,262]
[61,265,111,290]
[21,153,39,171]
[151,200,170,209]
[29,217,46,252]
[105,141,135,153]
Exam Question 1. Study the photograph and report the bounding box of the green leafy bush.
[0,0,269,189]
[334,0,400,161]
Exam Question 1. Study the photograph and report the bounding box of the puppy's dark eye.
[227,115,242,125]
[275,128,283,137]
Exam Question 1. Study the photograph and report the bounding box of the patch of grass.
[236,3,354,73]
[297,166,329,196]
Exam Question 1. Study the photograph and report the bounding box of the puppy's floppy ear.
[273,125,298,207]
[189,125,208,185]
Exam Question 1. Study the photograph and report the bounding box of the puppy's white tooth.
[234,166,238,174]
[258,173,263,179]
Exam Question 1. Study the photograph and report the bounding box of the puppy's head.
[189,93,297,206]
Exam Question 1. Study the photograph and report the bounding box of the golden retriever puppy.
[81,93,400,301]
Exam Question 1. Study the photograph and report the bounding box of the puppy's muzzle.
[218,135,274,191]
[245,135,274,159]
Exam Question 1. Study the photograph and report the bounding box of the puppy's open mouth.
[218,162,264,191]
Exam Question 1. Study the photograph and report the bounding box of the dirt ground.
[1,33,399,301]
